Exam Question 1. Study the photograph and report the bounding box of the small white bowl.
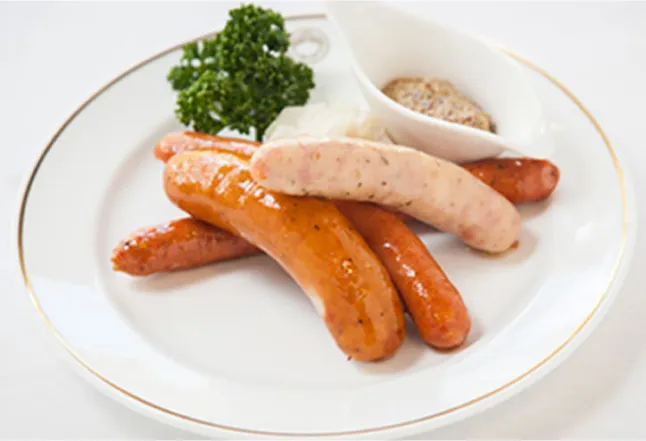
[326,1,552,163]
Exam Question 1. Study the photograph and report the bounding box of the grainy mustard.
[382,77,495,132]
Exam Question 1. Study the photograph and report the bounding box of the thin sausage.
[335,201,470,348]
[111,217,260,276]
[112,206,470,348]
[154,131,258,162]
[163,149,406,361]
[462,157,560,204]
[250,137,522,253]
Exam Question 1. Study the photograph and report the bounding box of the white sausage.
[249,137,521,253]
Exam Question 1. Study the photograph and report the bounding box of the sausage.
[111,217,260,276]
[156,134,470,347]
[250,137,522,253]
[113,205,470,348]
[334,201,470,348]
[122,132,470,348]
[156,132,558,206]
[462,158,559,204]
[154,131,258,162]
[109,134,410,275]
[163,149,406,361]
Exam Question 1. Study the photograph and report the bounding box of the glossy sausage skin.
[113,206,470,348]
[163,150,406,361]
[157,133,469,347]
[334,201,471,348]
[111,217,260,276]
[120,132,469,347]
[154,131,258,162]
[462,158,560,204]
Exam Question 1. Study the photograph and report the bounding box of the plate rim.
[16,12,631,438]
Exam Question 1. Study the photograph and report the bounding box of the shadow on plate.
[352,307,486,376]
[131,253,268,294]
[517,197,553,221]
[465,228,538,264]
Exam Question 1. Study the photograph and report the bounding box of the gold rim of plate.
[17,13,628,437]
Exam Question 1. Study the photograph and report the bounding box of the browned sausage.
[462,157,560,204]
[154,131,258,162]
[115,132,470,348]
[334,201,470,349]
[164,149,406,361]
[113,204,470,348]
[113,134,413,276]
[111,217,260,276]
[151,132,471,347]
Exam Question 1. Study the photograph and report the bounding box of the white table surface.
[2,1,646,438]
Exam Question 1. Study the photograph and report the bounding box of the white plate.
[17,14,637,439]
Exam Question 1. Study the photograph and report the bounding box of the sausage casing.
[462,157,560,204]
[154,131,258,162]
[334,201,471,348]
[163,150,406,361]
[111,217,260,276]
[113,208,471,348]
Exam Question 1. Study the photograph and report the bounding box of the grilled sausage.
[154,131,258,162]
[111,217,260,276]
[163,149,406,361]
[117,132,472,348]
[334,201,470,348]
[250,137,522,253]
[462,157,560,204]
[113,205,470,348]
[113,134,414,276]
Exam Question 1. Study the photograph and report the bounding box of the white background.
[2,1,646,438]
